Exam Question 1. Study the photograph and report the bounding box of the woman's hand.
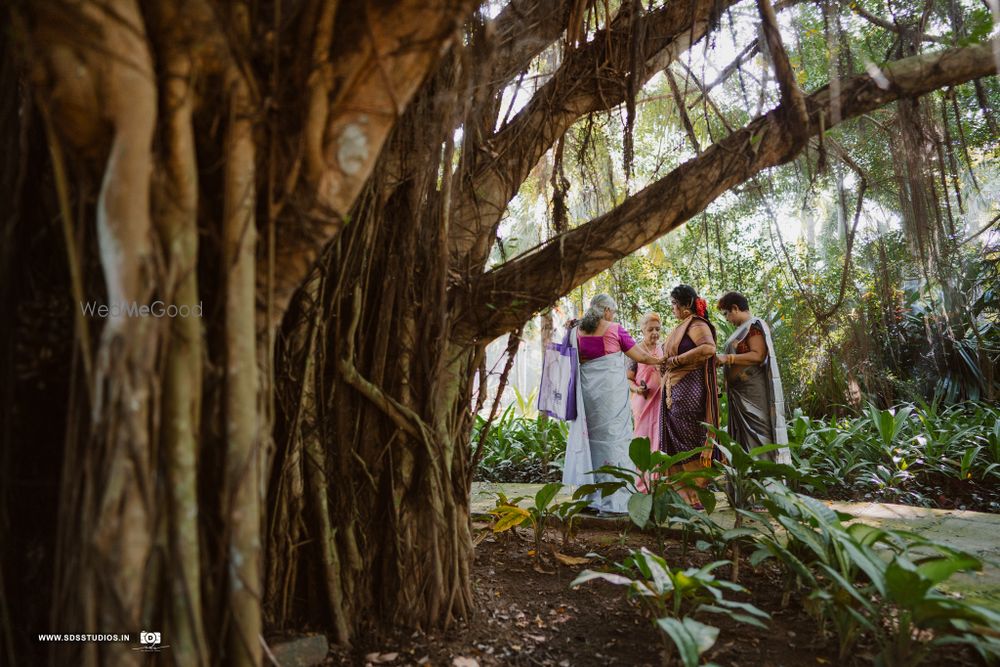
[716,353,729,366]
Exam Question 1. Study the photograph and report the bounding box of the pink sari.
[630,343,664,452]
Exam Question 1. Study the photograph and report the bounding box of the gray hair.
[580,293,616,333]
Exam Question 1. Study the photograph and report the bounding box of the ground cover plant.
[788,402,1000,511]
[476,401,1000,512]
[473,410,568,483]
[746,483,1000,665]
[572,549,770,667]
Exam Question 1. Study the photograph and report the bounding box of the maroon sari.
[659,316,720,463]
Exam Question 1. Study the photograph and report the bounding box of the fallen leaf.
[553,552,591,566]
[364,652,398,663]
[452,657,479,667]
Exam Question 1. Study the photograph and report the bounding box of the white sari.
[562,327,635,513]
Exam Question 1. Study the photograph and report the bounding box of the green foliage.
[789,402,1000,507]
[748,483,1000,665]
[708,425,825,511]
[490,482,565,563]
[572,548,770,667]
[572,437,720,545]
[473,404,567,483]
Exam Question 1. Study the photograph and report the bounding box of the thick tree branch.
[448,0,739,269]
[269,0,475,328]
[457,42,999,340]
[460,0,591,165]
[490,0,588,89]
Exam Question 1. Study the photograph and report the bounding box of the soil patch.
[328,524,985,666]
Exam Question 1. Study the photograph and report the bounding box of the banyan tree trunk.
[268,177,480,638]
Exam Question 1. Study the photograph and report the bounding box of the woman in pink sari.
[627,312,664,452]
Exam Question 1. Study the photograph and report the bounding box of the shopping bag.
[537,332,577,420]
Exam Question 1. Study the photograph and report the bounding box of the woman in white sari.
[563,294,662,513]
[716,292,791,464]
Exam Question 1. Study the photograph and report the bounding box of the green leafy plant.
[572,437,720,552]
[709,426,826,580]
[789,403,1000,508]
[490,482,563,565]
[550,497,590,546]
[853,549,1000,667]
[571,548,770,667]
[749,483,1000,664]
[473,406,568,483]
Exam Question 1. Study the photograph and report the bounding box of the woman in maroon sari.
[659,285,720,507]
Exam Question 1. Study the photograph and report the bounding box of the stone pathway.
[471,482,1000,607]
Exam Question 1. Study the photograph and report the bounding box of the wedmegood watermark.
[80,301,203,319]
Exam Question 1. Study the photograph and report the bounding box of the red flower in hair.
[694,298,707,318]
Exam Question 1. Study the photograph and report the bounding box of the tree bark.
[155,13,209,664]
[269,0,477,324]
[5,0,997,662]
[222,63,262,666]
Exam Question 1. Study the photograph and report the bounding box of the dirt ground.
[327,522,986,666]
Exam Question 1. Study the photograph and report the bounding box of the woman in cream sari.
[563,294,662,514]
[716,292,791,464]
[659,285,720,507]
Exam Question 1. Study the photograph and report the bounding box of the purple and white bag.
[537,330,578,421]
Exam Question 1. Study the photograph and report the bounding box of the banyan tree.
[0,0,996,664]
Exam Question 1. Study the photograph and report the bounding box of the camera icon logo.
[140,631,161,646]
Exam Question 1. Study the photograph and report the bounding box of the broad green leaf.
[572,481,626,500]
[656,617,720,667]
[570,569,635,589]
[695,487,718,514]
[915,554,981,586]
[630,437,652,471]
[836,538,888,596]
[628,492,654,529]
[714,598,771,619]
[748,443,784,458]
[535,482,563,511]
[884,557,933,607]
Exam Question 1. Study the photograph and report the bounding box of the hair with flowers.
[694,297,707,318]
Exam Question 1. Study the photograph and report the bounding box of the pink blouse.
[578,323,636,361]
